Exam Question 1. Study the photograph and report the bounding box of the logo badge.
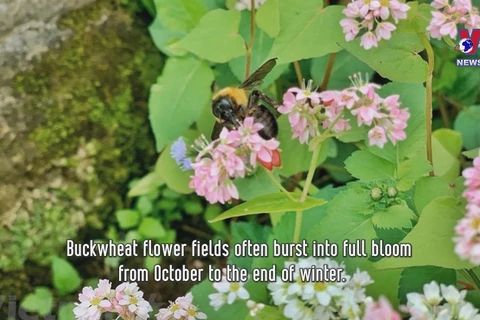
[455,28,480,66]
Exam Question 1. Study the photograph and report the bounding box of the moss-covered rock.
[0,0,162,273]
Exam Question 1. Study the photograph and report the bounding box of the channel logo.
[454,28,480,66]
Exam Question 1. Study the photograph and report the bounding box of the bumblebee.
[211,58,279,140]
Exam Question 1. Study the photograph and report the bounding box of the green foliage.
[268,5,344,64]
[52,257,82,295]
[175,10,246,63]
[209,192,327,222]
[373,197,474,270]
[149,57,214,151]
[454,106,480,150]
[21,287,53,316]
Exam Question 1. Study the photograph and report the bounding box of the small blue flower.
[170,137,192,171]
[182,158,192,171]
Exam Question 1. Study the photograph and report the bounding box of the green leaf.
[229,222,271,271]
[463,147,480,159]
[432,135,460,182]
[21,287,53,316]
[154,0,206,33]
[373,197,474,270]
[144,256,161,272]
[229,11,288,89]
[174,9,246,63]
[344,150,396,181]
[116,209,141,229]
[372,205,415,230]
[52,257,82,295]
[311,50,373,90]
[267,6,344,64]
[252,212,296,271]
[398,266,456,304]
[209,192,327,222]
[58,303,76,320]
[368,83,426,163]
[138,217,166,240]
[397,156,432,191]
[148,17,187,56]
[184,201,204,215]
[149,57,214,151]
[256,0,280,37]
[323,141,356,183]
[366,269,403,309]
[414,177,455,215]
[277,116,337,176]
[454,105,480,150]
[234,167,280,201]
[128,172,164,197]
[307,187,375,271]
[340,27,428,83]
[433,129,463,158]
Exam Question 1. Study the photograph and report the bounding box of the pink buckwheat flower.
[340,0,410,49]
[188,117,281,204]
[279,74,409,148]
[363,296,401,320]
[454,150,480,264]
[427,0,480,39]
[156,293,207,320]
[73,280,113,320]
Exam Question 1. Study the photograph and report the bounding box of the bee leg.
[249,89,279,109]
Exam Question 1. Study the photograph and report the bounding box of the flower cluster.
[266,257,374,320]
[235,0,266,11]
[427,0,480,39]
[208,268,250,311]
[187,117,281,204]
[278,75,410,148]
[401,281,480,319]
[156,293,207,320]
[73,280,152,320]
[454,150,480,264]
[340,0,410,49]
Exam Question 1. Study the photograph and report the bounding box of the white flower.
[208,292,227,311]
[118,290,152,319]
[424,281,441,305]
[441,284,466,305]
[73,285,111,320]
[283,298,314,320]
[267,277,289,305]
[212,275,249,305]
[246,300,265,317]
[157,292,207,320]
[459,302,480,320]
[235,0,266,11]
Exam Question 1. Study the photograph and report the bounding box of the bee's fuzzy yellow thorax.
[213,87,248,106]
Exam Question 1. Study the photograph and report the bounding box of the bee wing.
[211,121,224,140]
[238,58,277,90]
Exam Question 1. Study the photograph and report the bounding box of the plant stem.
[436,93,450,128]
[245,0,256,78]
[320,53,337,91]
[291,111,344,243]
[466,269,480,291]
[420,34,435,176]
[264,167,298,202]
[293,61,303,86]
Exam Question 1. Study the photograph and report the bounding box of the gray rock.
[0,0,95,34]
